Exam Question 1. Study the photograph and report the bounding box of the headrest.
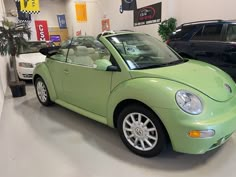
[75,46,89,56]
[87,48,95,54]
[68,49,74,56]
[61,49,68,55]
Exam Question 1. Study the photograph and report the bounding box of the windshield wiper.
[136,59,188,70]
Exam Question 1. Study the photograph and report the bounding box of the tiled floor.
[0,84,236,177]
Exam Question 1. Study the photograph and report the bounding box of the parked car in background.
[33,31,236,157]
[168,20,236,81]
[16,41,53,80]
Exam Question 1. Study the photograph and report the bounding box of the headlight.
[176,90,203,115]
[19,62,34,68]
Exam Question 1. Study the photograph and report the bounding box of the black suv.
[168,20,236,81]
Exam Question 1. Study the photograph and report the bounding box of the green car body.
[33,32,236,155]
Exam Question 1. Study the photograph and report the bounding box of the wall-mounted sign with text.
[19,0,40,14]
[35,20,50,41]
[134,2,162,26]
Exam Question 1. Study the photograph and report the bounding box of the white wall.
[65,0,133,37]
[0,0,6,116]
[176,0,236,25]
[65,0,102,37]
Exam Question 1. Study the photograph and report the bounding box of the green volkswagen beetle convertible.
[33,31,236,157]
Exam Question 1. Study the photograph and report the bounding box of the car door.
[61,42,113,118]
[190,24,225,67]
[46,47,68,99]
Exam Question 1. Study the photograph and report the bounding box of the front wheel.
[35,77,53,106]
[117,105,168,157]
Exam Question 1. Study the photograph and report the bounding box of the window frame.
[225,23,236,42]
[191,23,224,42]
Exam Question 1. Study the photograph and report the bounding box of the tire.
[35,77,53,106]
[117,105,168,157]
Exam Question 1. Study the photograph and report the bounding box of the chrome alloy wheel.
[123,113,158,151]
[36,81,47,103]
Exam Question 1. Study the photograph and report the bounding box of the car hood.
[130,60,236,102]
[16,53,46,66]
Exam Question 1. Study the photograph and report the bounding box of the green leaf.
[158,17,177,42]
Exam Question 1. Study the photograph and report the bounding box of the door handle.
[64,69,69,74]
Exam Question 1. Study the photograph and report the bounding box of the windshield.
[20,42,47,54]
[61,36,97,48]
[107,33,183,70]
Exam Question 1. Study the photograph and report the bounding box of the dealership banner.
[101,19,110,32]
[134,2,162,26]
[121,0,137,12]
[15,1,31,22]
[57,14,67,29]
[18,0,40,14]
[35,20,50,41]
[75,2,87,22]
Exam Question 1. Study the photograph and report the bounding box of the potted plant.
[158,17,177,42]
[0,18,31,97]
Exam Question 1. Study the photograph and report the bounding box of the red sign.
[35,20,50,41]
[101,19,110,32]
[76,30,82,36]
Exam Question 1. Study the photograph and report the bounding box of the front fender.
[33,62,57,101]
[107,78,198,127]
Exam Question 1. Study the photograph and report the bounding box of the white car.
[16,41,53,80]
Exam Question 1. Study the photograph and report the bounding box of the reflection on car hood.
[16,52,46,65]
[130,60,236,102]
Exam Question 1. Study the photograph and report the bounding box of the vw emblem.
[225,84,232,93]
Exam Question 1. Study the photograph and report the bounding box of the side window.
[50,48,67,62]
[201,24,223,41]
[191,27,203,40]
[226,24,236,42]
[67,38,111,68]
[171,25,196,40]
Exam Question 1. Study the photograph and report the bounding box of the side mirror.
[95,59,120,72]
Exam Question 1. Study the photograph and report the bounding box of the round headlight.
[176,90,203,115]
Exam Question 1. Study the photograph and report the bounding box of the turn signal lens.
[189,131,201,138]
[189,130,215,138]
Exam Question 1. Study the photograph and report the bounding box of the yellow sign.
[75,2,87,22]
[20,0,40,14]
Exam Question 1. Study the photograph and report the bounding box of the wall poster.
[19,0,40,14]
[57,14,67,29]
[15,1,31,21]
[134,2,162,26]
[75,2,88,22]
[35,20,50,41]
[120,0,137,13]
[101,19,110,32]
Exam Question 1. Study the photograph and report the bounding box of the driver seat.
[73,46,94,67]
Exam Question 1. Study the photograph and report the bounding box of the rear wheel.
[117,105,168,157]
[35,77,53,106]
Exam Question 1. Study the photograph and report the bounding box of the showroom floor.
[0,84,236,177]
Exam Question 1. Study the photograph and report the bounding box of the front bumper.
[17,67,34,80]
[152,95,236,154]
